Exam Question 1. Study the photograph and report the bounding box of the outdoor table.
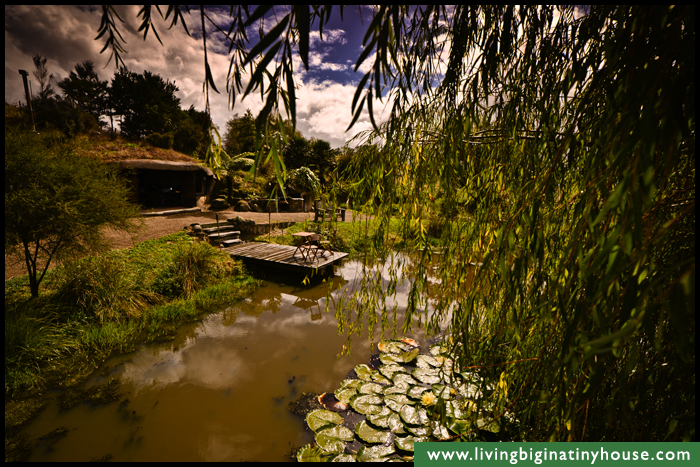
[292,232,319,262]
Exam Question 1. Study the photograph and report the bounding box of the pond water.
[22,257,446,462]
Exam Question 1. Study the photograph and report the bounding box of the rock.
[191,223,202,232]
[234,200,251,212]
[210,198,230,210]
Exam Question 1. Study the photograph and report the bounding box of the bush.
[53,254,155,322]
[153,241,237,298]
[146,132,174,149]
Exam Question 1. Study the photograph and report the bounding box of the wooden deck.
[223,242,348,273]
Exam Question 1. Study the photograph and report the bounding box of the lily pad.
[297,443,333,462]
[387,412,407,434]
[412,368,442,385]
[399,404,429,426]
[380,353,405,365]
[358,381,385,394]
[330,453,357,462]
[379,364,407,380]
[405,424,432,437]
[340,379,361,389]
[430,420,451,440]
[416,354,442,368]
[350,394,385,415]
[355,420,391,444]
[384,382,410,395]
[315,432,346,453]
[334,387,357,404]
[431,383,455,400]
[306,409,344,432]
[395,435,424,452]
[378,340,410,354]
[393,373,418,386]
[371,373,393,385]
[355,364,374,381]
[477,418,501,433]
[317,424,355,442]
[357,444,396,462]
[367,407,393,429]
[385,394,413,412]
[396,348,420,363]
[407,385,430,400]
[430,343,449,356]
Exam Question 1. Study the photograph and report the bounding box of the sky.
[5,5,394,149]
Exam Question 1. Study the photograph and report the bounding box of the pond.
[21,256,445,462]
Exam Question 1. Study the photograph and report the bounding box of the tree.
[5,129,141,297]
[223,109,256,156]
[31,54,55,102]
[99,5,694,441]
[58,60,109,127]
[108,67,182,138]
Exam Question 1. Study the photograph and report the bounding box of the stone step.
[199,221,232,229]
[207,230,241,242]
[221,238,243,248]
[202,225,238,234]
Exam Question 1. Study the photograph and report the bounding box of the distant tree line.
[18,55,213,158]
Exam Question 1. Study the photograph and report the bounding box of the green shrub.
[146,132,174,149]
[54,253,155,322]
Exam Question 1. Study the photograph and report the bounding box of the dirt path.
[5,208,362,280]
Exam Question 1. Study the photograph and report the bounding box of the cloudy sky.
[5,5,395,149]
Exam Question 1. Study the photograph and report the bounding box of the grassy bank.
[5,231,259,396]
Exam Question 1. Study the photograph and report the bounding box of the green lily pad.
[405,424,432,437]
[306,409,344,432]
[416,354,442,368]
[367,407,393,429]
[477,418,501,433]
[379,364,407,379]
[380,353,405,365]
[297,443,334,462]
[385,394,413,412]
[355,420,391,444]
[399,404,429,426]
[447,417,472,435]
[358,381,385,394]
[317,424,355,442]
[430,420,451,440]
[340,379,361,389]
[330,453,357,462]
[378,340,411,354]
[350,394,385,415]
[355,364,374,381]
[430,343,448,356]
[371,373,393,385]
[397,348,420,363]
[456,382,482,400]
[357,444,396,462]
[387,412,407,434]
[334,387,358,404]
[384,382,410,395]
[393,372,418,386]
[412,367,442,385]
[407,385,430,400]
[395,435,424,452]
[431,383,454,400]
[315,432,346,453]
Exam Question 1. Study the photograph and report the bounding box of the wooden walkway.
[223,242,348,273]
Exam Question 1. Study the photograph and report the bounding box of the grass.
[4,231,259,396]
[253,217,405,257]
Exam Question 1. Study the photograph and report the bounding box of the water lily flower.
[421,391,437,407]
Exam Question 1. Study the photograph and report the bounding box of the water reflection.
[23,257,443,462]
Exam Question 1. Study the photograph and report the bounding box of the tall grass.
[5,232,256,395]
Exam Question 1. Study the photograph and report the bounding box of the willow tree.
[102,5,694,441]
